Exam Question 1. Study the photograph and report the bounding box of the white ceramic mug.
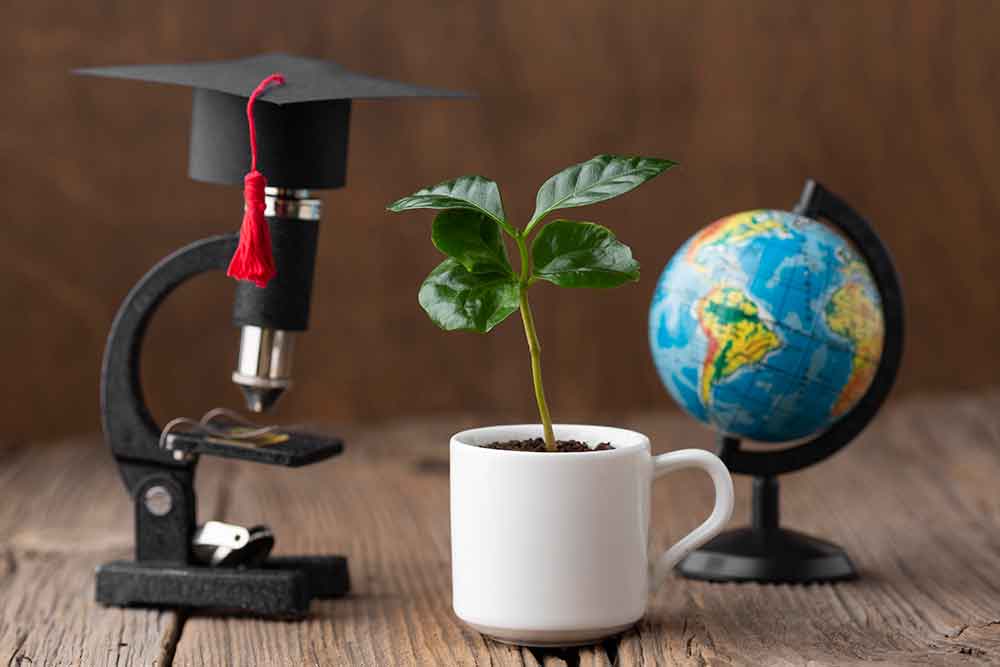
[450,424,734,647]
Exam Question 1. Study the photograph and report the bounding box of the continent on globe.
[825,261,885,417]
[696,286,781,405]
[685,209,791,266]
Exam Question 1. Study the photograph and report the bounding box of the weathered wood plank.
[174,394,1000,666]
[174,419,524,666]
[0,437,200,667]
[0,550,180,667]
[3,394,999,665]
[615,393,1000,665]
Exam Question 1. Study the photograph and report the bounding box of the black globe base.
[677,526,857,583]
[677,475,857,584]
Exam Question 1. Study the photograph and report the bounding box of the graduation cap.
[77,52,468,285]
[76,52,468,189]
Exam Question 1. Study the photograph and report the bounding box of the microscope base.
[96,555,349,618]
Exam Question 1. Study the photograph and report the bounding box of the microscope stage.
[166,430,343,467]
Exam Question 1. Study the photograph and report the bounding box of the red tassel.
[227,73,286,288]
[228,169,275,287]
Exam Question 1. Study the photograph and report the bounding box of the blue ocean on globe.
[648,209,884,443]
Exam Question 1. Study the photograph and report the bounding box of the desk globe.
[648,181,903,583]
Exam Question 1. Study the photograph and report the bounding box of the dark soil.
[481,438,614,453]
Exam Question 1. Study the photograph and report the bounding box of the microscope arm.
[101,234,238,472]
[98,235,237,562]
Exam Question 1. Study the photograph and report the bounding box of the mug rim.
[451,423,649,459]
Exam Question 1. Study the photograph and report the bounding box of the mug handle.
[650,449,734,591]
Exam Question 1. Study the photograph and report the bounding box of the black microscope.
[79,53,464,617]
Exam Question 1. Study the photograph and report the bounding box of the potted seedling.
[389,155,734,647]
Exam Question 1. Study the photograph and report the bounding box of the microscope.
[81,53,464,617]
[94,185,349,617]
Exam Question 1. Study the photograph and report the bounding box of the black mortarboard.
[76,52,467,189]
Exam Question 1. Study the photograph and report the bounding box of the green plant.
[388,154,675,451]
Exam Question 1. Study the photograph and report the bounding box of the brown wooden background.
[2,1,998,445]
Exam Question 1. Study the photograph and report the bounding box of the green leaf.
[432,210,513,275]
[418,259,520,332]
[532,220,640,288]
[387,175,507,226]
[529,155,675,227]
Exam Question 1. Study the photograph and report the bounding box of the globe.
[649,209,885,442]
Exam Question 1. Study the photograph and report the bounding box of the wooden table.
[2,394,998,666]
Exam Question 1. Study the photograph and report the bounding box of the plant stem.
[515,233,556,451]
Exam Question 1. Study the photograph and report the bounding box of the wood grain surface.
[0,441,180,666]
[2,393,999,665]
[2,1,1000,445]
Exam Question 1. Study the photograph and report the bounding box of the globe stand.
[676,180,904,584]
[678,456,857,582]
